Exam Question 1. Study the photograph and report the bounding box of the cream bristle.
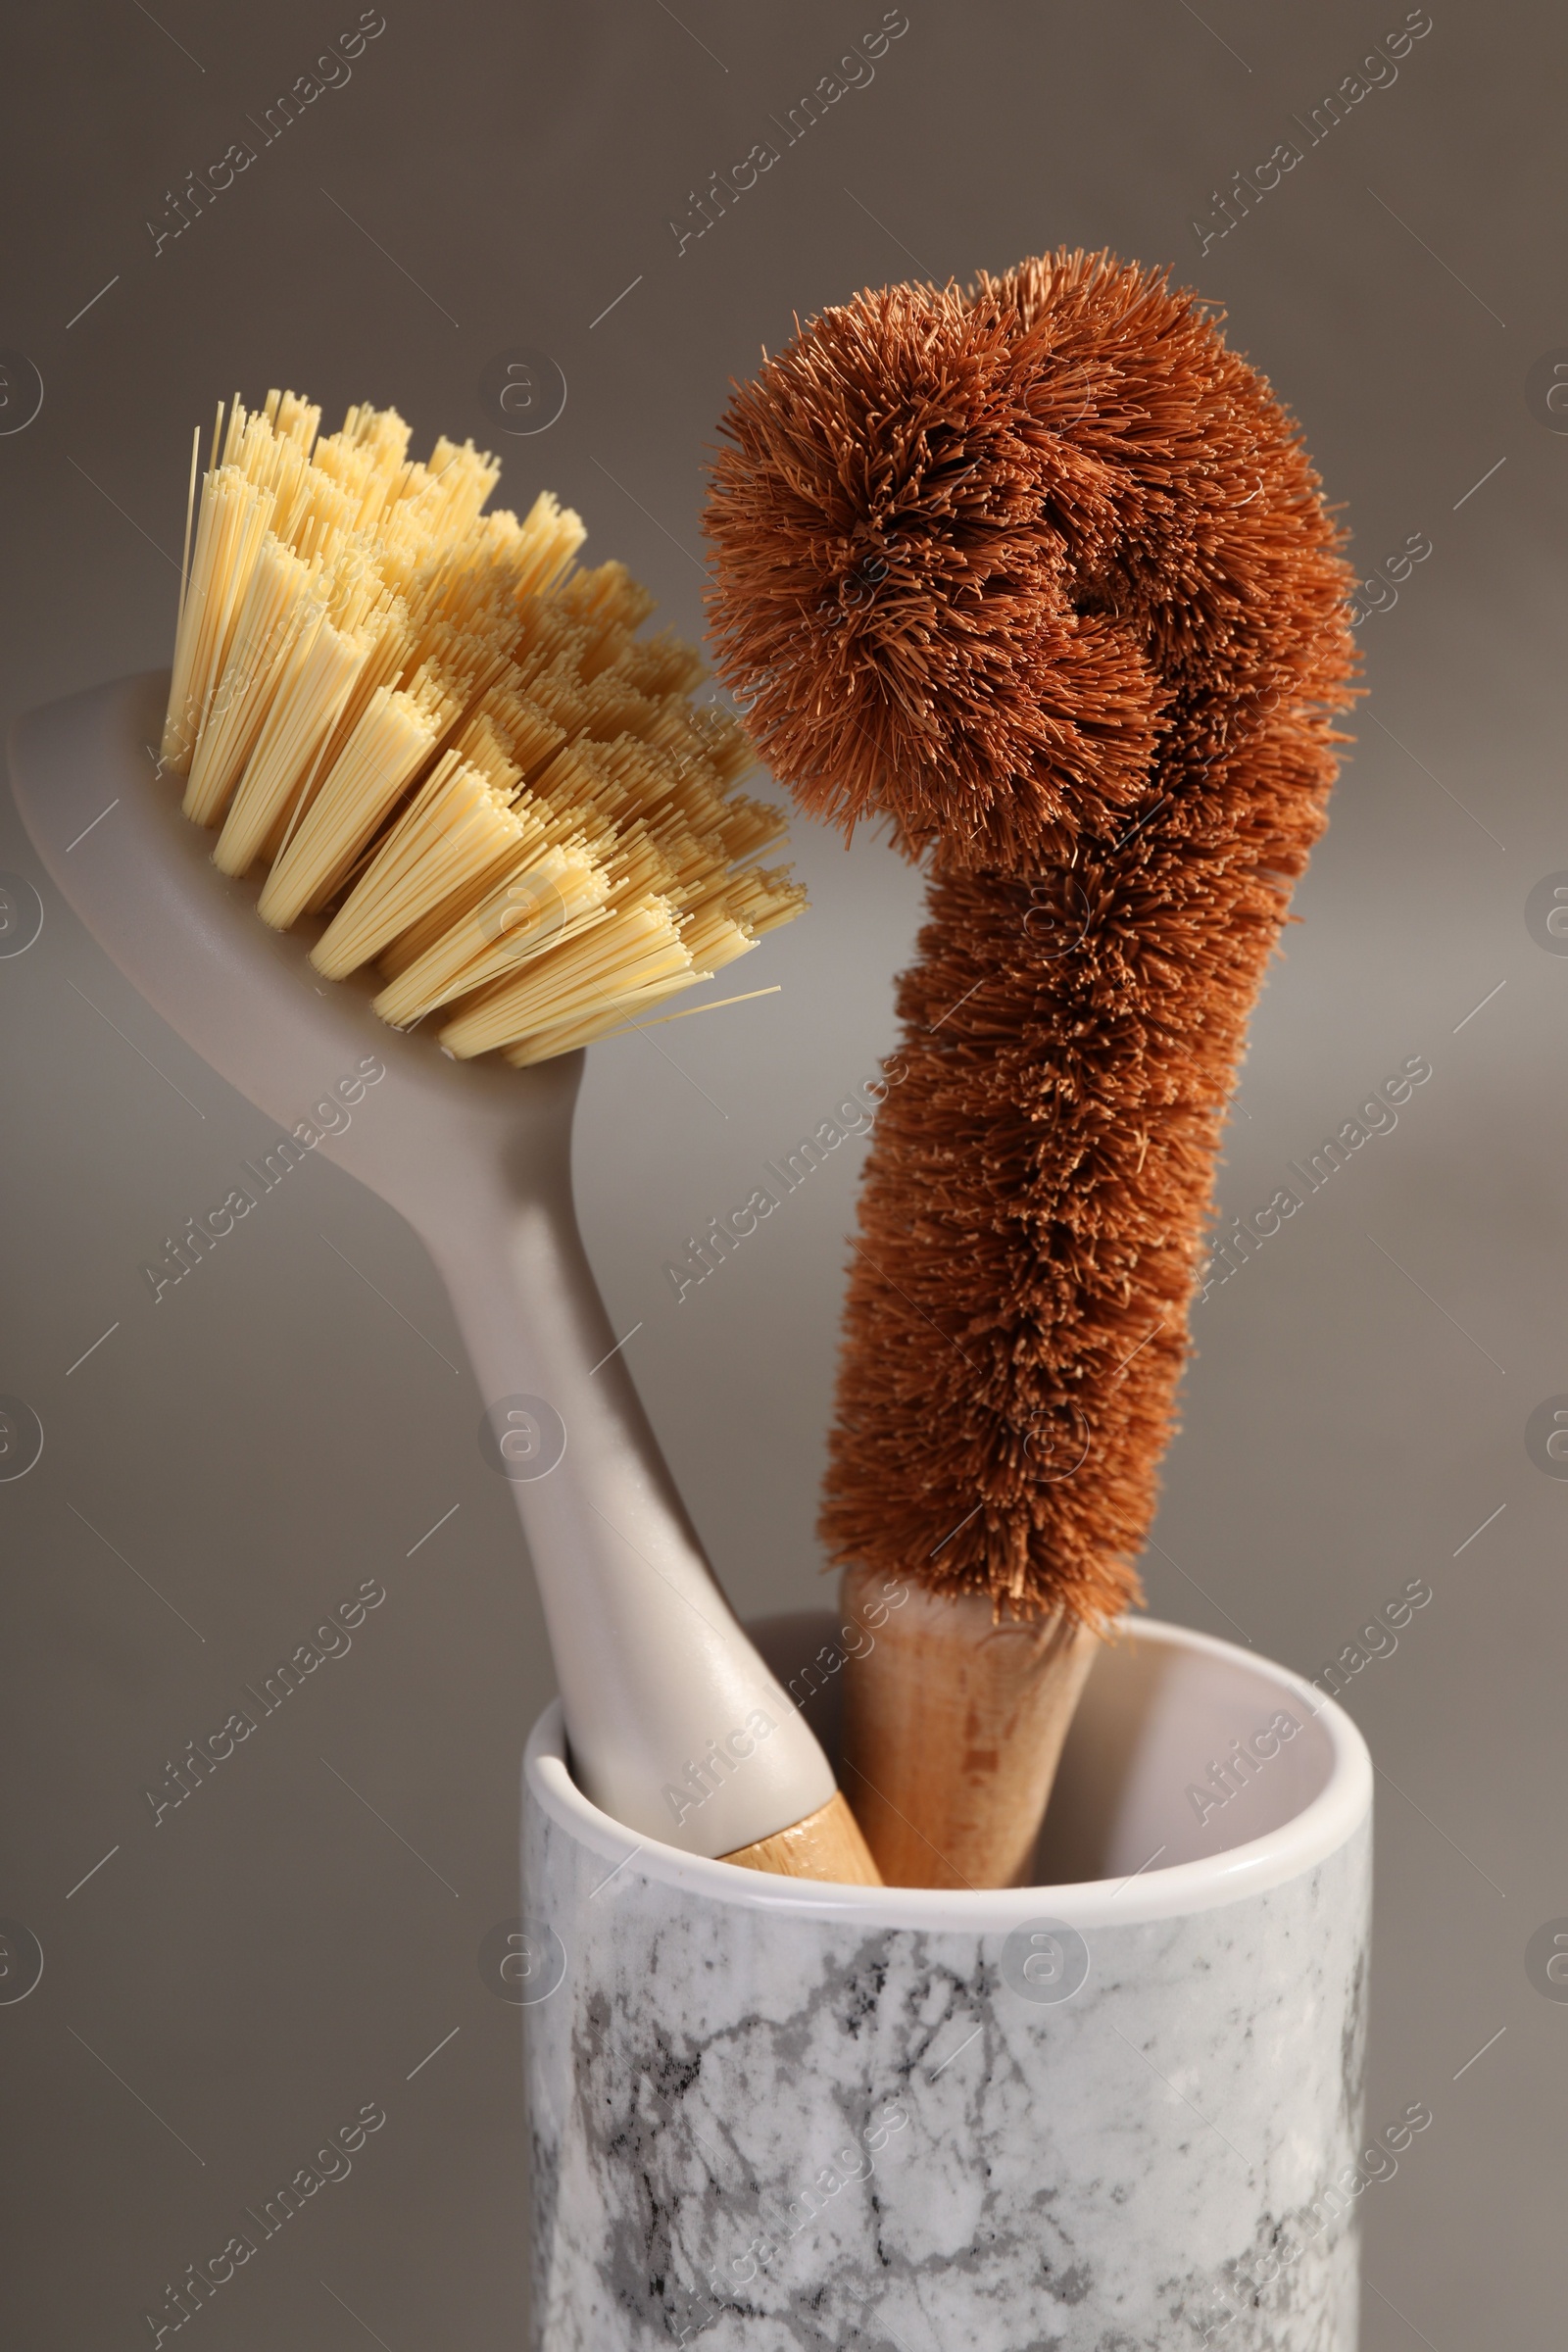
[372,729,600,991]
[559,561,658,679]
[301,598,415,804]
[212,555,389,876]
[501,984,698,1066]
[679,910,759,983]
[181,533,314,823]
[251,597,417,874]
[453,707,525,800]
[575,674,655,744]
[617,628,707,704]
[310,752,527,980]
[441,898,692,1059]
[160,387,807,1067]
[513,593,587,679]
[715,796,789,862]
[516,643,591,739]
[176,424,201,640]
[472,688,565,783]
[371,845,610,1028]
[508,491,587,605]
[375,810,553,978]
[309,405,414,532]
[166,466,278,776]
[691,707,755,786]
[255,672,455,930]
[499,952,726,1066]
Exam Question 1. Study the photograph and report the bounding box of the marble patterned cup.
[522,1611,1373,2350]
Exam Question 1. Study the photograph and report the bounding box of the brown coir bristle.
[704,251,1357,1625]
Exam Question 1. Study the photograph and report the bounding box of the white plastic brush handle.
[8,672,836,1856]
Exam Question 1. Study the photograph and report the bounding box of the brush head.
[707,280,1162,866]
[162,389,805,1073]
[706,252,1351,875]
[705,252,1357,1624]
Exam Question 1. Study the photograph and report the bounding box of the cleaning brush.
[705,252,1357,1886]
[10,387,879,1884]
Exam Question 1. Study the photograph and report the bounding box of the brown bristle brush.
[704,250,1358,1888]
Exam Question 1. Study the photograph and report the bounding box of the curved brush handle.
[7,672,852,1863]
[405,1132,839,1852]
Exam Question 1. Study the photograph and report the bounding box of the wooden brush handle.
[720,1790,882,1884]
[838,1561,1100,1888]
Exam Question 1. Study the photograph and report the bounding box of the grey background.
[0,1,1562,2343]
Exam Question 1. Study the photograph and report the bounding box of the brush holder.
[523,1612,1372,2350]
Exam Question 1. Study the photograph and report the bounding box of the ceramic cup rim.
[524,1613,1372,1929]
